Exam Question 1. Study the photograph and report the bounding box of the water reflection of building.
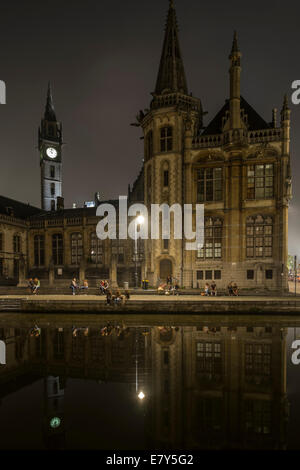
[0,322,289,449]
[150,325,288,449]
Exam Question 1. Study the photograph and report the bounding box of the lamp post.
[134,215,144,289]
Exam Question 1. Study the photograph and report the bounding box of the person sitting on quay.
[32,278,40,295]
[27,278,35,294]
[204,283,211,296]
[106,290,112,305]
[70,278,78,296]
[232,282,238,296]
[80,279,89,294]
[210,281,217,296]
[227,281,234,296]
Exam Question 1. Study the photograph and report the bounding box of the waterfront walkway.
[0,294,300,314]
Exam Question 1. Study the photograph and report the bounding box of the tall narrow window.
[145,131,153,160]
[34,235,45,266]
[197,218,223,260]
[163,170,169,187]
[0,233,3,251]
[197,168,223,202]
[52,233,63,265]
[160,127,173,152]
[51,200,55,211]
[247,164,274,199]
[51,183,55,196]
[90,232,103,264]
[71,233,83,265]
[246,215,273,258]
[50,166,55,178]
[13,235,21,253]
[0,258,3,277]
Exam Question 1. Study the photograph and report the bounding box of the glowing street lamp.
[134,215,144,288]
[138,391,145,401]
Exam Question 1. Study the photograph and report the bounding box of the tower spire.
[154,0,188,95]
[44,82,57,122]
[229,31,242,130]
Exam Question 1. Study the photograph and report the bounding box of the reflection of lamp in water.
[134,215,145,288]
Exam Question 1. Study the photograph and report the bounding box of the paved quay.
[0,294,300,314]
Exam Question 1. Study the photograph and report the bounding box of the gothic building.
[0,0,292,291]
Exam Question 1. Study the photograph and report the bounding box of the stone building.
[140,1,292,290]
[0,0,292,291]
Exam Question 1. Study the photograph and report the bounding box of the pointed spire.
[44,82,57,122]
[229,31,242,130]
[281,94,290,123]
[154,0,188,95]
[231,31,239,55]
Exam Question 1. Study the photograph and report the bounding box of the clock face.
[46,147,57,159]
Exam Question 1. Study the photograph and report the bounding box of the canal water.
[0,314,299,450]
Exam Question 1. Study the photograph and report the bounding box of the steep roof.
[29,200,119,220]
[202,96,271,135]
[0,195,44,219]
[154,0,188,95]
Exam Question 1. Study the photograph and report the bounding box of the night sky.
[0,0,300,255]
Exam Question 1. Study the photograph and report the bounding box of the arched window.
[145,131,153,160]
[160,126,173,152]
[13,234,21,253]
[197,218,222,259]
[71,233,83,265]
[34,235,45,266]
[52,233,63,265]
[90,232,103,264]
[246,215,273,258]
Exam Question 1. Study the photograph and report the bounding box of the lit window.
[246,215,273,258]
[197,168,223,202]
[160,127,173,152]
[247,164,274,199]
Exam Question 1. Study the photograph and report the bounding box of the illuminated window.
[52,233,63,265]
[246,215,273,258]
[71,233,83,265]
[90,232,103,264]
[197,218,222,260]
[160,127,173,152]
[34,235,45,266]
[197,168,223,202]
[247,164,274,199]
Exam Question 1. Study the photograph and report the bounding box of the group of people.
[158,276,180,295]
[106,289,130,306]
[28,278,40,295]
[227,281,239,296]
[203,281,217,296]
[70,278,89,295]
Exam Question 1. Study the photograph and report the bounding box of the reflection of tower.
[43,375,66,449]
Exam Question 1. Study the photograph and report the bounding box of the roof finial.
[44,81,57,122]
[169,0,174,9]
[231,30,239,54]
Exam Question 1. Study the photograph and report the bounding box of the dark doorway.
[160,259,172,281]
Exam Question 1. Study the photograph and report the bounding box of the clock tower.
[39,83,63,211]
